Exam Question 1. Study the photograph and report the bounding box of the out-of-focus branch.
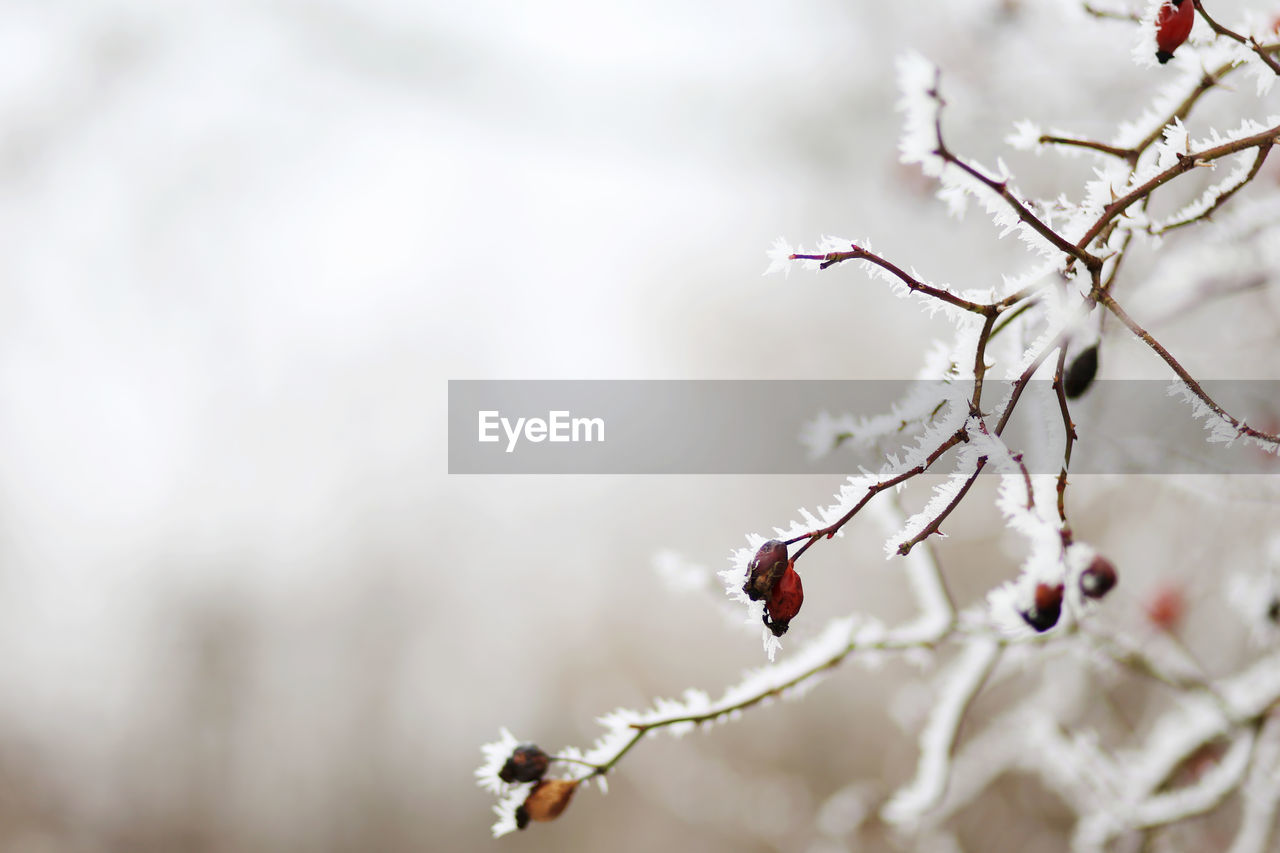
[1082,2,1140,23]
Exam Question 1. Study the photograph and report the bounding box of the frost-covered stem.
[1082,2,1140,22]
[1077,123,1280,253]
[550,754,607,771]
[882,638,1001,823]
[788,429,968,560]
[974,415,1033,509]
[1084,627,1239,724]
[925,80,1101,269]
[1099,216,1137,296]
[1192,1,1280,76]
[1044,62,1231,164]
[1096,290,1280,447]
[1155,141,1274,234]
[1052,346,1076,531]
[989,299,1036,340]
[1012,454,1034,511]
[972,313,999,410]
[1038,133,1136,163]
[792,245,999,316]
[1131,66,1227,156]
[588,731,644,778]
[888,495,958,624]
[935,147,1101,270]
[995,338,1068,437]
[626,656,843,732]
[1129,726,1260,832]
[897,334,1066,556]
[896,464,984,556]
[606,630,967,772]
[1229,715,1280,853]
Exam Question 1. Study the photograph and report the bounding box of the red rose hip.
[1155,0,1195,64]
[763,560,804,637]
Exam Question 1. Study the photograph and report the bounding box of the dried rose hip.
[744,540,789,602]
[1079,556,1118,600]
[499,744,550,784]
[763,560,804,637]
[519,779,579,827]
[1021,583,1064,632]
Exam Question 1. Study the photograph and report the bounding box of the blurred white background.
[0,1,1277,851]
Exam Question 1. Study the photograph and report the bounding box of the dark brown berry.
[1079,556,1118,599]
[499,744,550,784]
[1268,599,1280,623]
[1064,345,1099,399]
[515,805,530,830]
[744,540,789,601]
[1022,583,1064,632]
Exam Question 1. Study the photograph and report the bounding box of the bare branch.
[1193,1,1280,76]
[1076,122,1280,253]
[1039,133,1136,162]
[1154,141,1274,234]
[1096,290,1280,448]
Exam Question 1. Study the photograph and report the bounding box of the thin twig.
[1192,1,1280,76]
[926,77,1102,270]
[1052,346,1076,531]
[1154,141,1274,234]
[1096,290,1280,447]
[1075,122,1280,253]
[1039,134,1136,162]
[791,245,998,316]
[787,429,969,560]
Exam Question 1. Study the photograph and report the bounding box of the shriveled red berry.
[763,560,804,637]
[521,779,579,826]
[744,540,789,601]
[1155,0,1195,64]
[499,744,550,784]
[1145,584,1186,630]
[1064,345,1099,399]
[1080,555,1118,599]
[1022,583,1064,632]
